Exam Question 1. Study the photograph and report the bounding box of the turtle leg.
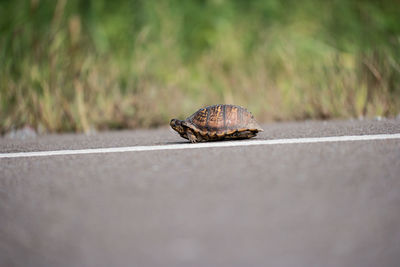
[187,129,198,143]
[232,130,257,139]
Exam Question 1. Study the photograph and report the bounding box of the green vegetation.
[1,0,400,133]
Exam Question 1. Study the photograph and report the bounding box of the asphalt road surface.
[1,119,400,267]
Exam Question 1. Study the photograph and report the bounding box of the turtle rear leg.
[229,130,257,140]
[187,129,198,143]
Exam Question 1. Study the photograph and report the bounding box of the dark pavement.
[1,119,400,267]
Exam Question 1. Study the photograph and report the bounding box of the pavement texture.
[1,118,400,267]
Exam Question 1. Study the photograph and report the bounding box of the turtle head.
[170,119,186,135]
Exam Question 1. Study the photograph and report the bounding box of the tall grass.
[1,0,399,133]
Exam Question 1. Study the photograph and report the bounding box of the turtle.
[170,104,263,143]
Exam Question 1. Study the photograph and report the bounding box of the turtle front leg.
[186,129,198,143]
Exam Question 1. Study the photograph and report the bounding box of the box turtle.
[170,104,263,143]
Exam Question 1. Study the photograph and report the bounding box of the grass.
[1,0,400,134]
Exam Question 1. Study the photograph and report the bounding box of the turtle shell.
[184,104,263,140]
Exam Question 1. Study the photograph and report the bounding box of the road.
[1,119,400,267]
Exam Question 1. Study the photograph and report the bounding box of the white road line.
[1,133,400,159]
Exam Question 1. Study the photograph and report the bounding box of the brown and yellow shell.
[170,104,263,142]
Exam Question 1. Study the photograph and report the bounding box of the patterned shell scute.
[187,104,257,135]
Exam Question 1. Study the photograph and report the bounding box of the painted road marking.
[1,133,400,159]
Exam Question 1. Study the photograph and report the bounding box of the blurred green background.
[1,0,399,133]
